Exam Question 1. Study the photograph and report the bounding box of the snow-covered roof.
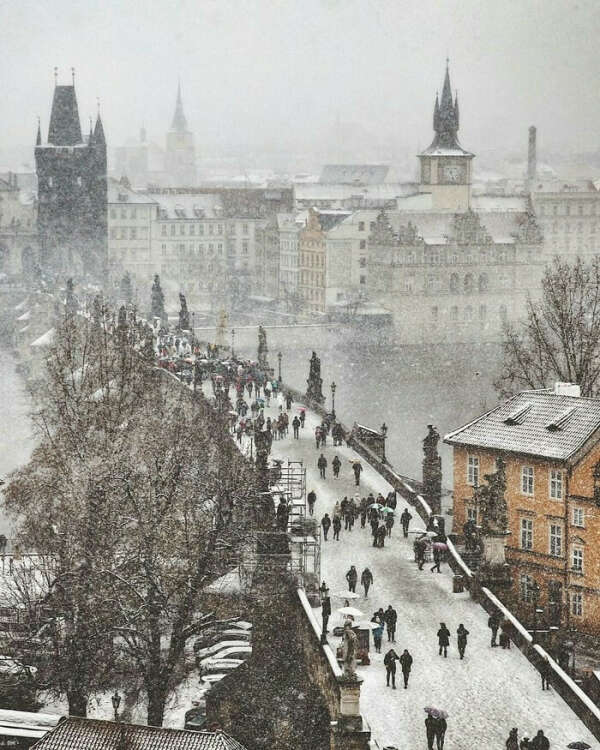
[444,390,600,463]
[319,164,390,185]
[0,710,64,739]
[30,328,56,348]
[107,179,158,205]
[419,146,474,157]
[16,311,30,321]
[154,193,223,220]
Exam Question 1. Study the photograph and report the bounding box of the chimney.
[527,126,537,183]
[554,382,581,397]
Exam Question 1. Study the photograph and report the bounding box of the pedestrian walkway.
[239,393,596,750]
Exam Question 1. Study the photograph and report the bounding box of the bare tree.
[495,257,600,397]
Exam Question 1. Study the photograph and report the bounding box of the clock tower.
[418,62,474,211]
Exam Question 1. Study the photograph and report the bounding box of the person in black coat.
[399,649,413,688]
[332,455,341,478]
[376,524,387,548]
[540,655,551,690]
[425,715,436,750]
[345,565,358,593]
[360,567,373,598]
[457,624,469,659]
[384,605,397,642]
[333,515,342,541]
[437,622,450,657]
[307,490,317,516]
[434,717,447,750]
[430,547,442,573]
[488,611,501,647]
[352,461,362,486]
[383,648,400,688]
[292,415,301,439]
[530,729,549,750]
[370,517,379,546]
[317,453,327,479]
[276,499,289,531]
[321,513,331,541]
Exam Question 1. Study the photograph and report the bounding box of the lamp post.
[330,381,336,419]
[277,351,282,383]
[111,690,121,722]
[231,328,235,359]
[531,580,541,644]
[192,311,196,345]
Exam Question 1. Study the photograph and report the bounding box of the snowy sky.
[1,0,599,158]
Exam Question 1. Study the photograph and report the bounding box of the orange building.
[445,383,600,637]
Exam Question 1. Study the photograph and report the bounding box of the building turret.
[165,81,196,186]
[418,61,474,211]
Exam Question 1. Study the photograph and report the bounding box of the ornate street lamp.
[330,381,336,419]
[111,690,121,722]
[277,352,282,383]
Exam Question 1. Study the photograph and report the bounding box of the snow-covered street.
[250,395,599,750]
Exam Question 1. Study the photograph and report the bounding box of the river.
[224,324,501,487]
[0,352,34,536]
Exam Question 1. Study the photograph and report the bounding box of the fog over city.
[1,0,600,167]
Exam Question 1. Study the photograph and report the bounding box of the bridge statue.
[257,325,269,370]
[306,351,325,404]
[342,621,358,678]
[254,427,274,494]
[178,293,190,331]
[422,424,442,516]
[474,456,511,567]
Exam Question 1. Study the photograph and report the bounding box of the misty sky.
[1,0,599,163]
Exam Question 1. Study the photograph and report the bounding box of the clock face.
[443,164,464,184]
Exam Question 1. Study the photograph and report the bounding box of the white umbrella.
[337,606,364,618]
[408,528,428,535]
[334,591,360,600]
[354,621,380,630]
[380,507,395,514]
[368,503,384,510]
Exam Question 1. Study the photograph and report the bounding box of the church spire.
[94,113,105,146]
[427,60,461,150]
[170,80,188,132]
[36,117,42,146]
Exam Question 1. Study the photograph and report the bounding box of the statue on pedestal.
[254,427,274,494]
[342,622,358,678]
[178,292,190,331]
[257,325,269,370]
[422,425,442,516]
[474,457,511,571]
[306,351,325,404]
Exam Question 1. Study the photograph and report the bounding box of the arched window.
[478,273,488,293]
[450,273,459,293]
[464,273,474,293]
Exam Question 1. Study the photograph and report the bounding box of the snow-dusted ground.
[248,395,599,750]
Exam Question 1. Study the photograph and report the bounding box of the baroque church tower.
[35,71,107,279]
[165,82,196,186]
[418,62,474,211]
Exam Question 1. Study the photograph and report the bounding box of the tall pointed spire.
[170,80,188,132]
[36,117,42,146]
[94,113,105,145]
[426,60,461,151]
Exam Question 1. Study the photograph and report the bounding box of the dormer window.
[504,403,532,425]
[546,407,577,431]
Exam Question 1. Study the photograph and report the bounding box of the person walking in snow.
[376,524,387,548]
[332,455,341,479]
[530,729,549,750]
[352,460,362,486]
[457,624,469,659]
[307,489,317,516]
[433,716,447,750]
[321,512,331,540]
[315,426,322,449]
[317,453,327,479]
[292,415,300,439]
[430,547,442,573]
[384,605,397,642]
[299,408,306,427]
[425,715,436,750]
[400,508,412,539]
[383,648,400,688]
[385,512,394,537]
[399,648,413,688]
[360,567,373,598]
[437,622,450,657]
[540,655,551,690]
[370,516,379,547]
[333,515,342,541]
[488,611,501,647]
[345,565,358,593]
[372,619,384,653]
[505,728,519,750]
[286,393,293,410]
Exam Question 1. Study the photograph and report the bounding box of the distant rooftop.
[319,164,390,185]
[444,389,600,463]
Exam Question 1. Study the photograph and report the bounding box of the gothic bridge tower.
[35,70,107,280]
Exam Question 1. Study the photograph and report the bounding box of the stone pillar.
[306,351,325,404]
[482,531,510,565]
[331,675,371,750]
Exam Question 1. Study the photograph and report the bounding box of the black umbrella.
[567,742,591,749]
